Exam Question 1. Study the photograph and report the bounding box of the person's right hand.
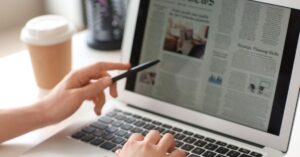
[116,130,186,157]
[38,62,130,126]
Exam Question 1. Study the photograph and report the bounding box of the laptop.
[22,0,300,156]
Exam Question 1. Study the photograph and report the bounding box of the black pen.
[112,59,160,82]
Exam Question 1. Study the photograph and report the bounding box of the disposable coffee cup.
[21,15,75,89]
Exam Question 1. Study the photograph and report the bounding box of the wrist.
[31,100,53,128]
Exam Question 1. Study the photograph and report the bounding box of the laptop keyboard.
[71,109,264,157]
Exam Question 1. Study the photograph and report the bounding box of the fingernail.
[115,149,121,155]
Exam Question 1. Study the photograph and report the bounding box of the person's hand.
[116,130,186,157]
[37,62,131,126]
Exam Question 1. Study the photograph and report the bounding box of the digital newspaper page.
[134,0,291,131]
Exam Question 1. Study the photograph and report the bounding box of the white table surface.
[0,31,299,156]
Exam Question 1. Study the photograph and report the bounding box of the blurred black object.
[85,0,127,50]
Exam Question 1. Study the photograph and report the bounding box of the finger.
[109,83,118,98]
[77,76,112,100]
[96,62,131,71]
[75,62,131,85]
[97,92,105,115]
[128,133,144,142]
[144,130,161,144]
[93,92,105,116]
[169,149,186,157]
[101,72,118,98]
[93,96,101,115]
[70,70,108,88]
[157,133,176,152]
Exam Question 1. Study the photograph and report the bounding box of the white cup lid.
[21,15,75,46]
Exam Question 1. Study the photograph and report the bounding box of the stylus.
[112,59,160,82]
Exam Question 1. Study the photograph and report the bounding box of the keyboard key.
[205,143,218,151]
[173,127,183,132]
[131,127,144,133]
[103,134,114,140]
[250,152,263,157]
[191,147,205,155]
[121,124,133,130]
[134,121,146,127]
[98,117,113,124]
[183,131,193,136]
[239,148,250,154]
[216,141,227,146]
[240,154,252,157]
[176,141,184,147]
[72,131,85,139]
[132,114,142,119]
[106,127,118,133]
[81,134,95,142]
[94,130,107,137]
[155,127,166,133]
[124,133,132,139]
[142,117,152,122]
[175,134,186,140]
[216,147,229,154]
[123,111,132,116]
[91,122,108,130]
[121,140,127,145]
[106,112,117,117]
[194,134,205,139]
[112,121,123,127]
[124,117,136,124]
[202,151,216,157]
[152,121,162,125]
[227,150,241,157]
[194,140,207,147]
[181,144,194,151]
[114,109,122,112]
[112,137,125,144]
[162,124,172,129]
[183,137,197,144]
[82,126,96,133]
[116,130,128,137]
[144,124,156,130]
[100,142,116,150]
[204,137,216,143]
[227,144,239,150]
[115,115,126,120]
[90,138,104,146]
[216,155,226,157]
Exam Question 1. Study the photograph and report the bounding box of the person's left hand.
[116,130,186,157]
[37,62,131,126]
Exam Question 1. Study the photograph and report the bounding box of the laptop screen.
[125,0,300,135]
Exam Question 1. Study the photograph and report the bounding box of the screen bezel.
[119,0,300,152]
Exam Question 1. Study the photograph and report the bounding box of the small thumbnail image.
[208,74,223,85]
[247,75,273,97]
[139,71,157,86]
[163,17,209,59]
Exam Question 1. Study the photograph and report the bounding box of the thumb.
[76,76,112,100]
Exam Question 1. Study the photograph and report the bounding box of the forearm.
[0,102,48,143]
[0,62,130,144]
